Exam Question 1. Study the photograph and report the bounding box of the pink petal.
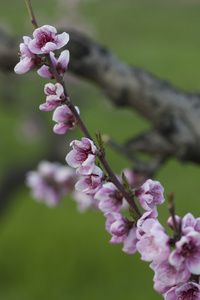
[37,65,52,78]
[58,50,70,68]
[39,102,56,111]
[53,123,68,135]
[187,255,200,274]
[52,105,71,123]
[42,42,57,53]
[56,32,69,49]
[14,57,34,74]
[65,150,80,168]
[122,227,137,255]
[76,154,96,175]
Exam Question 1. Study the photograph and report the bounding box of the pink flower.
[14,36,42,74]
[37,50,70,78]
[28,25,69,54]
[138,179,165,211]
[72,191,99,212]
[104,212,137,254]
[136,210,158,239]
[164,282,200,300]
[75,166,103,195]
[136,219,170,263]
[94,182,123,213]
[52,105,79,134]
[150,260,190,295]
[66,138,97,175]
[169,230,200,275]
[39,83,65,111]
[26,161,76,206]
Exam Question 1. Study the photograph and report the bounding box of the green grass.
[1,0,200,299]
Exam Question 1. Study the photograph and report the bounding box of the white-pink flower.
[104,212,137,255]
[136,218,170,263]
[138,179,165,211]
[150,260,190,295]
[169,230,200,275]
[37,50,70,78]
[39,83,65,111]
[75,166,103,195]
[14,36,42,74]
[164,282,200,300]
[28,25,69,54]
[26,161,76,206]
[52,105,79,134]
[94,182,123,213]
[66,138,97,175]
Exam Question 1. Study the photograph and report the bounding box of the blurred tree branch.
[1,29,200,174]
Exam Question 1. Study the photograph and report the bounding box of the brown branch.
[1,29,200,166]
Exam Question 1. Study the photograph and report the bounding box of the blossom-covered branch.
[13,1,200,298]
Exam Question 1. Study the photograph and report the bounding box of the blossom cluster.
[15,24,200,299]
[15,25,77,133]
[26,160,76,206]
[64,134,200,298]
[65,138,200,298]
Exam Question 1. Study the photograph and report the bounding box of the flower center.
[179,287,198,300]
[181,241,196,257]
[37,31,54,47]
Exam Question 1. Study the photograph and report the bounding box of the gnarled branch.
[1,29,200,168]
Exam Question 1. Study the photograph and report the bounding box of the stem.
[25,0,38,29]
[46,54,141,217]
[26,5,142,218]
[46,54,93,141]
[167,193,180,238]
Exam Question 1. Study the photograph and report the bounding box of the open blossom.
[52,105,79,134]
[66,138,97,175]
[28,25,69,54]
[26,161,76,206]
[37,50,70,78]
[138,179,165,211]
[39,83,65,111]
[14,36,42,75]
[164,282,200,300]
[94,182,123,213]
[75,166,103,195]
[150,260,191,295]
[104,212,137,254]
[169,230,200,275]
[136,218,170,263]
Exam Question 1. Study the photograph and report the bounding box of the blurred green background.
[0,0,200,299]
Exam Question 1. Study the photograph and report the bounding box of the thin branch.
[22,10,142,217]
[25,0,38,29]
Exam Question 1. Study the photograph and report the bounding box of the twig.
[25,1,142,218]
[25,0,38,29]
